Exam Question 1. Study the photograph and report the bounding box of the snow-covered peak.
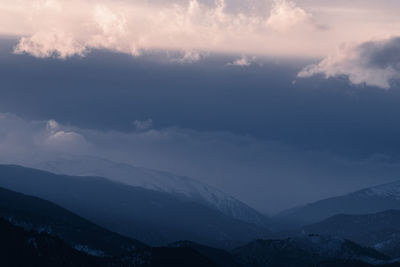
[31,155,267,227]
[360,180,400,200]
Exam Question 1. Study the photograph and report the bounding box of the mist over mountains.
[1,164,400,266]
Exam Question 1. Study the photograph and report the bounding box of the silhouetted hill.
[0,217,223,267]
[0,186,146,256]
[169,241,239,267]
[0,218,113,267]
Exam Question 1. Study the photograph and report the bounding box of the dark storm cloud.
[360,37,400,68]
[1,37,400,159]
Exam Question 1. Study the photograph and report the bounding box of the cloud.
[1,112,400,213]
[298,37,400,89]
[43,119,88,150]
[0,114,88,161]
[2,0,400,61]
[227,55,252,67]
[132,119,153,131]
[14,31,87,59]
[172,50,203,63]
[0,0,333,59]
[265,0,313,33]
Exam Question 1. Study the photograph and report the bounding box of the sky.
[1,0,400,214]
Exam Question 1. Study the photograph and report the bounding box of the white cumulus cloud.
[265,0,313,33]
[0,0,331,59]
[298,37,400,89]
[227,55,252,66]
[1,0,399,61]
[14,31,87,59]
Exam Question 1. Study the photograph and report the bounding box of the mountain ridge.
[275,179,400,227]
[0,164,269,247]
[32,155,268,227]
[0,186,146,256]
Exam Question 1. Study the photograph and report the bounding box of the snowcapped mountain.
[31,155,267,227]
[276,179,400,227]
[362,180,400,200]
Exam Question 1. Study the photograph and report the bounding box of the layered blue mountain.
[32,155,268,227]
[0,164,268,246]
[0,179,398,267]
[276,180,400,227]
[0,186,145,256]
[0,185,229,266]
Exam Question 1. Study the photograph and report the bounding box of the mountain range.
[0,183,397,267]
[2,164,400,266]
[0,164,268,246]
[272,180,400,259]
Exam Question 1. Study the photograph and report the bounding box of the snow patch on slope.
[362,180,400,200]
[74,244,105,257]
[32,155,267,226]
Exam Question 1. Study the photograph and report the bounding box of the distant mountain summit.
[276,180,400,227]
[33,155,267,227]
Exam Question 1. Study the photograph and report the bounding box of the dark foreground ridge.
[2,216,400,267]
